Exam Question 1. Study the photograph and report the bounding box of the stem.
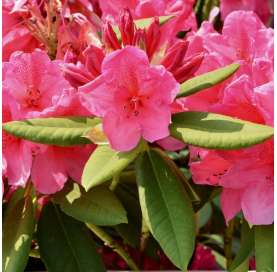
[139,219,150,268]
[140,219,150,252]
[109,174,120,191]
[23,180,33,198]
[86,223,139,271]
[224,218,235,269]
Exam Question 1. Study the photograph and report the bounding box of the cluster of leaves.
[3,57,274,272]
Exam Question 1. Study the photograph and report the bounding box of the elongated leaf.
[170,111,273,150]
[230,220,254,271]
[3,117,100,146]
[3,196,35,272]
[82,141,145,190]
[136,149,195,270]
[254,224,274,272]
[54,183,127,226]
[176,63,239,98]
[37,202,105,272]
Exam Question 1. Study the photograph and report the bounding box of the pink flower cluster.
[2,0,274,226]
[180,11,274,225]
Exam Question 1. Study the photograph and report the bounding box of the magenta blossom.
[3,50,72,119]
[79,46,179,151]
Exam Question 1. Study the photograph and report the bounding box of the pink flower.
[2,92,32,187]
[3,50,72,119]
[220,0,273,25]
[180,11,273,112]
[2,0,39,61]
[79,46,179,151]
[31,145,95,194]
[3,50,96,194]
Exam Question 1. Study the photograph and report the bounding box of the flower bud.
[103,22,121,51]
[161,40,189,71]
[119,9,135,46]
[145,17,161,60]
[174,53,204,83]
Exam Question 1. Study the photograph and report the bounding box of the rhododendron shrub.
[2,0,274,271]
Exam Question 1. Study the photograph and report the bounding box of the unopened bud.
[119,9,135,46]
[103,22,121,51]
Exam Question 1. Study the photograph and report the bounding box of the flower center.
[123,95,143,117]
[25,86,41,108]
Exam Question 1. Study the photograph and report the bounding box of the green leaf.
[3,188,24,220]
[54,183,127,226]
[37,202,105,272]
[3,196,35,272]
[136,149,195,270]
[254,224,274,272]
[82,141,145,190]
[176,63,239,98]
[198,203,212,229]
[3,117,100,146]
[230,220,254,271]
[170,111,274,150]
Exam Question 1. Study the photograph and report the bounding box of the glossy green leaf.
[3,196,35,272]
[37,202,105,272]
[230,220,254,271]
[254,224,274,272]
[3,117,100,146]
[136,149,195,270]
[170,111,274,150]
[82,142,145,190]
[54,183,127,226]
[176,63,239,98]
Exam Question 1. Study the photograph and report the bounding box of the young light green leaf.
[170,111,273,150]
[3,117,100,146]
[3,196,35,272]
[254,224,274,272]
[54,183,127,226]
[37,202,105,272]
[134,15,174,28]
[113,15,174,39]
[230,220,254,271]
[176,63,239,98]
[82,141,145,191]
[136,149,195,270]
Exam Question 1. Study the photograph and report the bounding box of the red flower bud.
[173,53,204,83]
[103,22,121,51]
[134,28,146,51]
[119,9,135,46]
[145,17,161,60]
[161,40,189,70]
